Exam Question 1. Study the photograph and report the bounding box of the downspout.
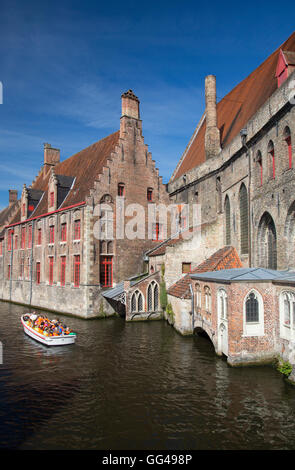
[29,220,35,306]
[189,283,194,332]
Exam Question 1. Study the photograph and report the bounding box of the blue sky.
[0,0,294,210]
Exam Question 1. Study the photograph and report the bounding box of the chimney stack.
[120,90,140,138]
[43,143,60,176]
[9,189,18,206]
[205,75,220,159]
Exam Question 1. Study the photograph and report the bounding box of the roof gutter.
[5,201,86,229]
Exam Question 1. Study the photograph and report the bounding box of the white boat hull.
[21,315,76,346]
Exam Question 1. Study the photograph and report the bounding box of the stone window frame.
[147,280,159,312]
[242,289,264,337]
[217,288,228,321]
[131,289,144,313]
[283,125,292,170]
[195,283,202,309]
[279,290,295,341]
[204,285,211,313]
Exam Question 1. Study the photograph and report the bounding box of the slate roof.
[191,267,295,283]
[170,31,295,182]
[167,246,242,299]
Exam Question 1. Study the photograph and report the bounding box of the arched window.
[284,126,292,169]
[280,291,295,339]
[243,290,264,337]
[256,150,263,186]
[118,183,125,197]
[204,286,211,313]
[107,241,113,253]
[245,292,259,323]
[267,140,275,180]
[195,283,201,309]
[147,281,159,312]
[224,195,231,245]
[257,212,277,269]
[239,183,249,255]
[216,177,222,213]
[218,288,227,320]
[131,290,144,313]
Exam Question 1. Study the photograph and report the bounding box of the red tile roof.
[170,31,295,182]
[8,131,120,225]
[167,246,242,299]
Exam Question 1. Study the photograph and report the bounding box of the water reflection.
[0,301,295,449]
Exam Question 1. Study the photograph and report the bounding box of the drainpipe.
[189,283,194,332]
[29,220,35,306]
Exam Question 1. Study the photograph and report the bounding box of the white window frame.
[243,289,264,337]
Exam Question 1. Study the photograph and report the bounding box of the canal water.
[1,301,295,450]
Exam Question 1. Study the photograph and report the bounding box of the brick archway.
[257,212,277,269]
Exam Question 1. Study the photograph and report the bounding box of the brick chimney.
[9,189,18,206]
[120,90,140,137]
[205,75,220,159]
[43,143,60,176]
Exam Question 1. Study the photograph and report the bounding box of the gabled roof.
[170,31,295,182]
[8,130,120,225]
[167,246,242,299]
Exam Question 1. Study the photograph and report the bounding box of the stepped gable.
[171,31,295,182]
[167,246,242,299]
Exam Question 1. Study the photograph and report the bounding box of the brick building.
[0,90,169,317]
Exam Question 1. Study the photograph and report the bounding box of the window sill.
[48,243,54,247]
[73,239,80,244]
[60,242,67,246]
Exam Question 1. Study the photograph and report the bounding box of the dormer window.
[276,49,295,87]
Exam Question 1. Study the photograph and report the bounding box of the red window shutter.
[286,136,292,169]
[118,184,125,197]
[100,256,113,287]
[74,255,80,287]
[74,220,81,240]
[60,257,66,286]
[0,241,2,255]
[8,265,11,280]
[14,235,18,250]
[147,189,153,201]
[49,226,55,244]
[61,224,67,242]
[49,257,54,285]
[271,150,275,179]
[38,228,42,245]
[21,227,26,249]
[28,225,32,248]
[50,192,54,207]
[36,262,41,284]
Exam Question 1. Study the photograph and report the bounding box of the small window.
[36,262,41,285]
[74,220,81,240]
[152,223,163,241]
[284,126,292,169]
[49,225,55,244]
[50,191,55,207]
[60,256,66,287]
[118,183,125,197]
[37,228,42,245]
[245,292,259,323]
[49,257,54,285]
[182,262,191,274]
[61,223,67,242]
[256,151,263,186]
[22,203,26,217]
[21,227,26,249]
[28,225,32,248]
[147,188,153,202]
[131,290,144,313]
[74,255,80,287]
[195,283,201,308]
[267,141,275,180]
[204,286,211,313]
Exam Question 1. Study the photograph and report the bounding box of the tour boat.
[21,314,77,346]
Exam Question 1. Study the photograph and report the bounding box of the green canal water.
[1,301,295,450]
